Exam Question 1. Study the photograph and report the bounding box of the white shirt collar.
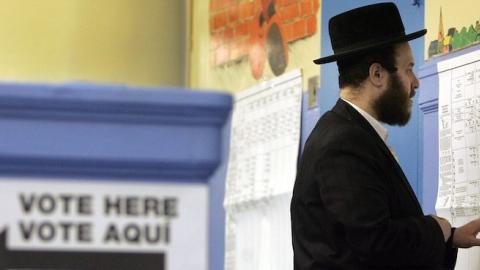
[341,98,388,143]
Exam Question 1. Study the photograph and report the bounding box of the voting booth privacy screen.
[0,82,231,270]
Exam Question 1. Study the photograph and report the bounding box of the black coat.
[290,99,457,269]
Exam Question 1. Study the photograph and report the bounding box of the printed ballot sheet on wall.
[437,48,480,270]
[0,178,207,270]
[224,69,302,270]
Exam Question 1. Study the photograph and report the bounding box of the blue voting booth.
[0,82,232,270]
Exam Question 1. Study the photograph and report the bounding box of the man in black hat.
[290,2,480,269]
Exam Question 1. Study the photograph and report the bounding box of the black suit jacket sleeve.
[315,125,451,268]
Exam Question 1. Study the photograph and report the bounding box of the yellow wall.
[0,0,185,87]
[189,0,321,93]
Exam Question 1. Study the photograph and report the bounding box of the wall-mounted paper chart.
[224,69,302,270]
[225,69,302,207]
[437,48,480,270]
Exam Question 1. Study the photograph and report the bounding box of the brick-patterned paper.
[209,0,319,68]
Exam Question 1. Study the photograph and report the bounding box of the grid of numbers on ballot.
[224,70,303,270]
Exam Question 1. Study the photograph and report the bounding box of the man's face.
[374,43,419,126]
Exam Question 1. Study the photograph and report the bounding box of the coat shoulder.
[306,110,375,151]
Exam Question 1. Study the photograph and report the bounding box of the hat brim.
[313,29,427,65]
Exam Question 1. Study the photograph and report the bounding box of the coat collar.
[332,98,382,141]
[341,98,388,143]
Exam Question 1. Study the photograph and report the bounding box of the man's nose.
[412,74,419,89]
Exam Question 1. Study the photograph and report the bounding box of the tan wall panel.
[0,0,185,87]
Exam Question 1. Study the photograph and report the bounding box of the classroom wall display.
[0,178,207,270]
[190,0,321,92]
[425,0,480,59]
[209,0,319,79]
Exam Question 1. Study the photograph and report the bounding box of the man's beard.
[373,73,412,126]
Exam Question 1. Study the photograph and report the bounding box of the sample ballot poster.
[224,69,302,270]
[0,178,207,270]
[437,48,480,270]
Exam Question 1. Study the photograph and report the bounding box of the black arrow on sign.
[0,230,164,270]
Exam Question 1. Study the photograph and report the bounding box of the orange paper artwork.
[209,0,320,79]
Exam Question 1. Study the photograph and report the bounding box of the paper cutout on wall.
[428,7,480,58]
[209,0,319,79]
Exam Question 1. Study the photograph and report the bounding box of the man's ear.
[368,63,387,88]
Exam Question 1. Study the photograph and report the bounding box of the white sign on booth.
[0,178,207,270]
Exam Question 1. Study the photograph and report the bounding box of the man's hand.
[453,218,480,248]
[431,215,451,241]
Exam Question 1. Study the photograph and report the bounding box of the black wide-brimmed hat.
[313,2,426,64]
